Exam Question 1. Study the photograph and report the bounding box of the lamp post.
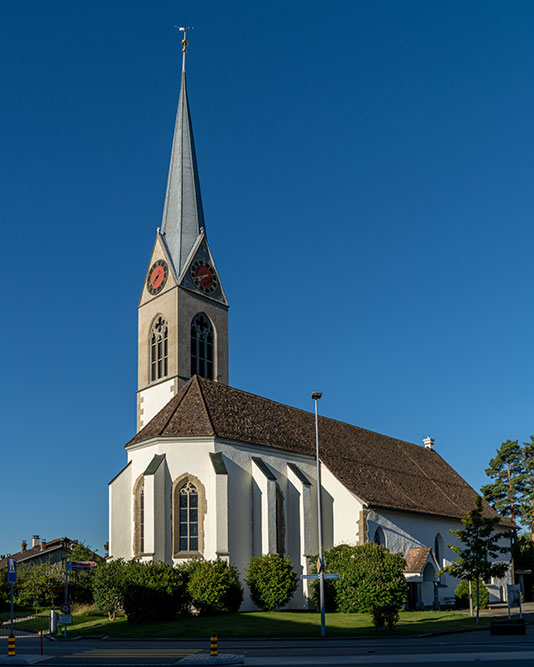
[311,391,325,637]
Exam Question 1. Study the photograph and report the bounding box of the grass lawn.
[69,611,491,639]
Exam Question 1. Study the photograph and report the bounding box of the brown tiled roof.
[0,538,75,568]
[404,547,434,574]
[127,376,513,525]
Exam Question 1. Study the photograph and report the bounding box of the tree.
[16,563,63,608]
[67,541,99,605]
[92,559,126,621]
[245,554,298,611]
[441,496,512,623]
[519,436,534,541]
[481,439,523,525]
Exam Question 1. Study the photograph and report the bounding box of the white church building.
[108,36,513,610]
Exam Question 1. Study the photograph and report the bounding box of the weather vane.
[175,24,194,72]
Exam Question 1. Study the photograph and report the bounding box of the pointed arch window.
[190,314,214,380]
[172,474,206,557]
[151,316,168,382]
[133,476,145,556]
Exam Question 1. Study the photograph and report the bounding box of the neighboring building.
[0,536,79,568]
[108,37,514,610]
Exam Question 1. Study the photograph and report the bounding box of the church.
[108,35,513,610]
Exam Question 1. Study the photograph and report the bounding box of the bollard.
[40,629,44,655]
[210,633,218,656]
[8,634,15,656]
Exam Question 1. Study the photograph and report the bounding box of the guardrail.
[0,613,49,636]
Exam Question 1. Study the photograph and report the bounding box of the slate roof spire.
[160,27,205,277]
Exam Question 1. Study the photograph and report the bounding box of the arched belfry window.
[133,476,145,556]
[191,314,214,380]
[172,474,206,557]
[151,316,168,382]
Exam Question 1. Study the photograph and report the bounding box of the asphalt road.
[3,629,534,666]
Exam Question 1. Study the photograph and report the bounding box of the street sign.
[60,603,71,614]
[59,614,72,625]
[7,559,16,584]
[301,573,339,580]
[67,561,97,572]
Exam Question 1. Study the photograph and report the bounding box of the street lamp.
[311,391,325,637]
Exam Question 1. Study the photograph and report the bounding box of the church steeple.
[136,30,229,432]
[160,29,205,278]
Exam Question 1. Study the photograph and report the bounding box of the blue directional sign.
[7,559,16,584]
[300,573,339,580]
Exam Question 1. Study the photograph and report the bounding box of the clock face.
[190,259,218,295]
[147,260,168,295]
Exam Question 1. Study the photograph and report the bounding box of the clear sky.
[2,0,534,556]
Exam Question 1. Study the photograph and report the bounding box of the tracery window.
[151,316,168,382]
[179,482,199,552]
[190,314,214,380]
[172,474,206,556]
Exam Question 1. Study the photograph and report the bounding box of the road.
[3,628,534,666]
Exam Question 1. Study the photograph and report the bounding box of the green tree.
[186,558,243,615]
[481,439,523,525]
[245,554,298,611]
[67,541,99,605]
[0,567,10,609]
[309,544,406,619]
[441,496,512,623]
[17,563,63,608]
[92,559,126,621]
[519,436,534,540]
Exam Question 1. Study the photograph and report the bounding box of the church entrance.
[420,562,436,608]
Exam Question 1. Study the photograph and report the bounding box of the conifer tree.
[519,436,534,541]
[441,496,512,624]
[481,439,522,525]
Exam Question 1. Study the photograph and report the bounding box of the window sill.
[174,551,203,559]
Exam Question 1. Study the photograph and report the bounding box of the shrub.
[246,554,298,611]
[92,559,127,621]
[371,604,399,630]
[122,560,187,623]
[187,558,243,614]
[310,543,406,615]
[455,579,489,609]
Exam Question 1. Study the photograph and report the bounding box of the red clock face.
[147,260,168,295]
[190,259,217,295]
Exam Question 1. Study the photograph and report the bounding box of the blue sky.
[2,0,534,555]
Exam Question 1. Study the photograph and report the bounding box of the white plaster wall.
[109,464,132,560]
[138,379,176,430]
[320,464,363,547]
[368,510,513,603]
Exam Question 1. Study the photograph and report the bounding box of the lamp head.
[311,392,322,400]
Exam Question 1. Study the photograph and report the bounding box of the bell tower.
[137,30,229,431]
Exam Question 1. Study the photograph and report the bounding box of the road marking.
[66,648,200,658]
[246,651,534,665]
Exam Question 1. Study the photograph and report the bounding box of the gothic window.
[190,314,214,380]
[133,476,145,556]
[151,316,168,382]
[276,484,286,555]
[172,474,206,556]
[373,526,386,547]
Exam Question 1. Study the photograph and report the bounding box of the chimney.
[32,535,40,548]
[40,540,47,552]
[423,434,434,451]
[20,541,27,553]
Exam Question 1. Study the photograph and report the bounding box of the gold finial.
[175,25,194,71]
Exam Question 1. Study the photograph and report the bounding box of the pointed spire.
[160,28,205,277]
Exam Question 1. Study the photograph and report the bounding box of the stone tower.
[137,37,229,431]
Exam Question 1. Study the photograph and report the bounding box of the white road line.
[246,651,534,664]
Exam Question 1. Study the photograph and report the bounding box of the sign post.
[8,559,16,639]
[63,561,97,636]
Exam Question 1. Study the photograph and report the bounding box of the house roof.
[0,537,76,568]
[404,547,435,574]
[127,376,513,525]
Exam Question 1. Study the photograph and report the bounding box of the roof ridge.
[197,378,423,450]
[195,376,216,435]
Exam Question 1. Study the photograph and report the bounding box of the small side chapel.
[109,36,513,610]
